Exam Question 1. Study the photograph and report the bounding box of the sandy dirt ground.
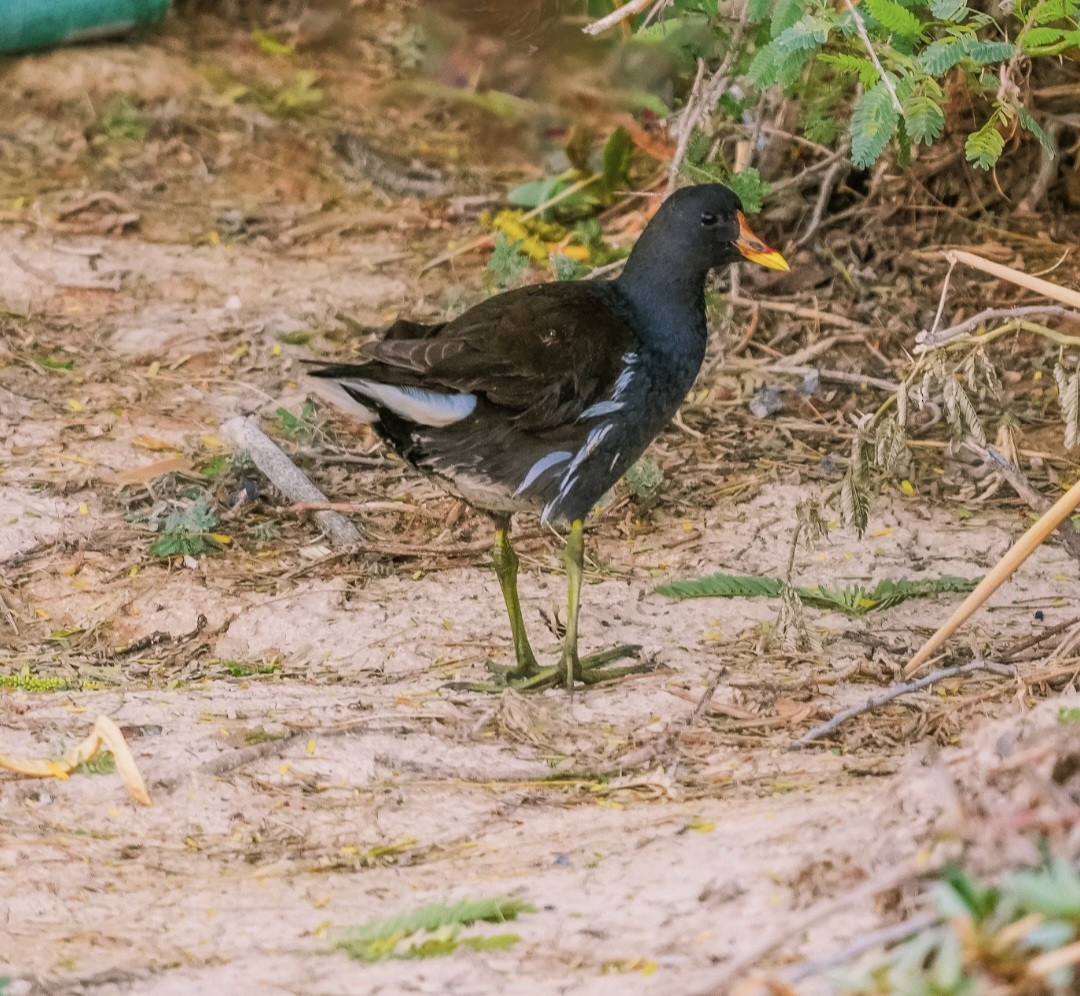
[2,9,1080,995]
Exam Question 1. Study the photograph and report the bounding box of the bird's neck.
[616,251,710,358]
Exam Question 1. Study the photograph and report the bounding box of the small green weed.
[334,896,534,963]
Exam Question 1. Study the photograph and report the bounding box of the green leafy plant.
[485,233,531,290]
[276,400,318,444]
[150,495,229,559]
[624,457,665,500]
[333,896,534,963]
[98,94,148,142]
[656,572,978,615]
[639,0,1076,172]
[835,860,1080,993]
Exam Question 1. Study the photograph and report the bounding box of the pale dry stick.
[222,415,361,548]
[843,0,903,113]
[726,359,901,393]
[666,2,750,190]
[903,476,1080,679]
[782,912,938,985]
[946,249,1080,310]
[928,256,958,336]
[794,158,850,248]
[582,0,663,35]
[1018,119,1066,213]
[791,659,1014,749]
[964,442,1080,566]
[723,294,871,330]
[915,305,1080,352]
[691,861,938,995]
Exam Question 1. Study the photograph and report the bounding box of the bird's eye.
[700,211,718,227]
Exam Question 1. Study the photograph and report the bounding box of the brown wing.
[345,282,638,431]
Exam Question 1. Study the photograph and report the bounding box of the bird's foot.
[512,644,647,691]
[451,645,648,693]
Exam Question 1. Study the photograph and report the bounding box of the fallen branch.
[945,249,1080,310]
[583,0,666,35]
[964,442,1080,566]
[914,305,1080,353]
[903,475,1080,678]
[999,614,1080,662]
[791,659,1014,749]
[222,415,361,548]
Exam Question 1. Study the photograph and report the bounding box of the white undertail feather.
[346,380,477,426]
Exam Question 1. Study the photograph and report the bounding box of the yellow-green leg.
[493,525,540,679]
[512,519,645,691]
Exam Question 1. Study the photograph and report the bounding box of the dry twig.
[223,415,361,548]
[964,442,1080,566]
[903,476,1080,677]
[915,305,1080,353]
[582,0,666,35]
[945,249,1080,310]
[792,659,1014,749]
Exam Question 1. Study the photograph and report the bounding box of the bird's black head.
[621,183,789,285]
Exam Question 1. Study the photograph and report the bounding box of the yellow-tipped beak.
[735,212,789,271]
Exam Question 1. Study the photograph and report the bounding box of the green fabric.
[0,0,170,54]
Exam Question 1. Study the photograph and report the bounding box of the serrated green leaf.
[898,79,945,144]
[965,118,1006,169]
[931,0,969,22]
[1022,25,1066,49]
[917,37,969,73]
[850,80,900,169]
[960,38,1015,63]
[749,16,830,86]
[770,0,803,36]
[818,52,880,87]
[865,0,924,37]
[727,167,772,214]
[335,897,534,963]
[747,0,773,23]
[1018,106,1056,154]
[656,574,784,602]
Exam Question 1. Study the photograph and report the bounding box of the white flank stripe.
[344,379,477,427]
[579,352,637,421]
[514,450,572,496]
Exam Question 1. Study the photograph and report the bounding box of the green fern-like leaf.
[770,0,804,36]
[1017,106,1056,154]
[965,118,1006,169]
[850,80,900,168]
[749,16,831,86]
[865,0,924,38]
[747,0,773,24]
[898,78,946,144]
[917,37,969,73]
[1021,25,1066,49]
[335,897,535,963]
[931,0,969,22]
[727,168,772,213]
[818,52,880,87]
[655,574,784,601]
[960,38,1015,63]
